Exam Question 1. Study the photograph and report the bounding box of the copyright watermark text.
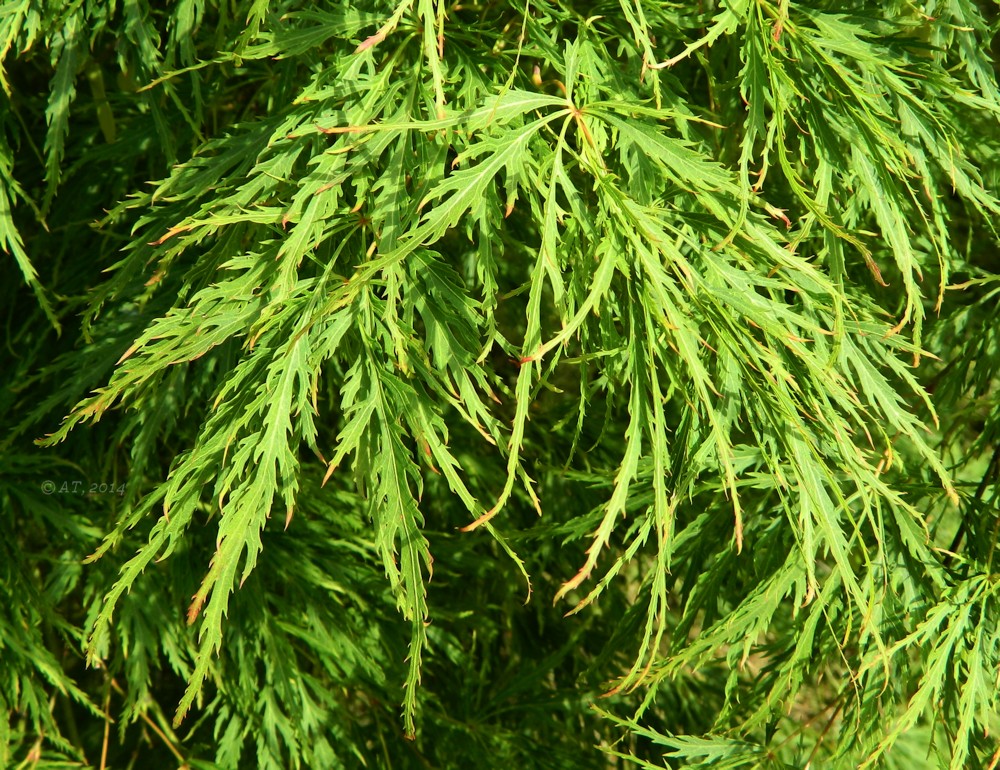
[41,480,126,496]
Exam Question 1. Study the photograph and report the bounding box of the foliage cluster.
[2,0,1000,767]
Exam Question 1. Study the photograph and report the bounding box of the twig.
[109,678,187,765]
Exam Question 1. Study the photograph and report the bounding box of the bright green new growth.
[2,0,1000,767]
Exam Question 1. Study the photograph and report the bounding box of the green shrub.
[2,1,1000,767]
